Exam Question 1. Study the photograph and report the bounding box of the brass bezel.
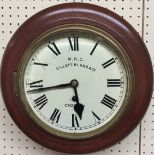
[17,24,134,139]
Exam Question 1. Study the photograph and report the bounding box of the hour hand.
[70,80,84,120]
[74,101,84,120]
[27,83,71,93]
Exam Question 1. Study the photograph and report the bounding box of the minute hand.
[27,83,71,93]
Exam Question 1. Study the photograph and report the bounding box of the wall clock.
[1,3,153,154]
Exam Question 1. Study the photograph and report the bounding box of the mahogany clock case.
[0,3,153,154]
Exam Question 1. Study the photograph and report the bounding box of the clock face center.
[70,79,79,88]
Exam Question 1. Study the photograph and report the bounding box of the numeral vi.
[72,114,79,127]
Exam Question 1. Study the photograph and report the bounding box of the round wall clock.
[1,3,153,154]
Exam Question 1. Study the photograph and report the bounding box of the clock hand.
[70,80,84,120]
[73,87,84,120]
[27,83,71,93]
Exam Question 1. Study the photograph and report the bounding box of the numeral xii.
[72,114,79,127]
[68,35,79,51]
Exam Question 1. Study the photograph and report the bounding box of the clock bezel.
[1,3,153,154]
[17,24,134,140]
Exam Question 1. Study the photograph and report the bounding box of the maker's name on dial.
[56,57,96,72]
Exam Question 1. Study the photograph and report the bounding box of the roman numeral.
[34,94,48,110]
[68,35,79,51]
[48,42,61,56]
[107,79,121,87]
[90,41,99,55]
[101,94,116,109]
[92,111,101,122]
[50,108,61,123]
[30,80,43,88]
[34,62,48,66]
[72,114,79,127]
[102,58,116,69]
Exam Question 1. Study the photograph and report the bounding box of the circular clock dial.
[19,25,132,139]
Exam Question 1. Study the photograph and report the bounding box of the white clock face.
[20,27,130,139]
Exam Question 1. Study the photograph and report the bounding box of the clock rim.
[17,24,134,139]
[0,3,153,154]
